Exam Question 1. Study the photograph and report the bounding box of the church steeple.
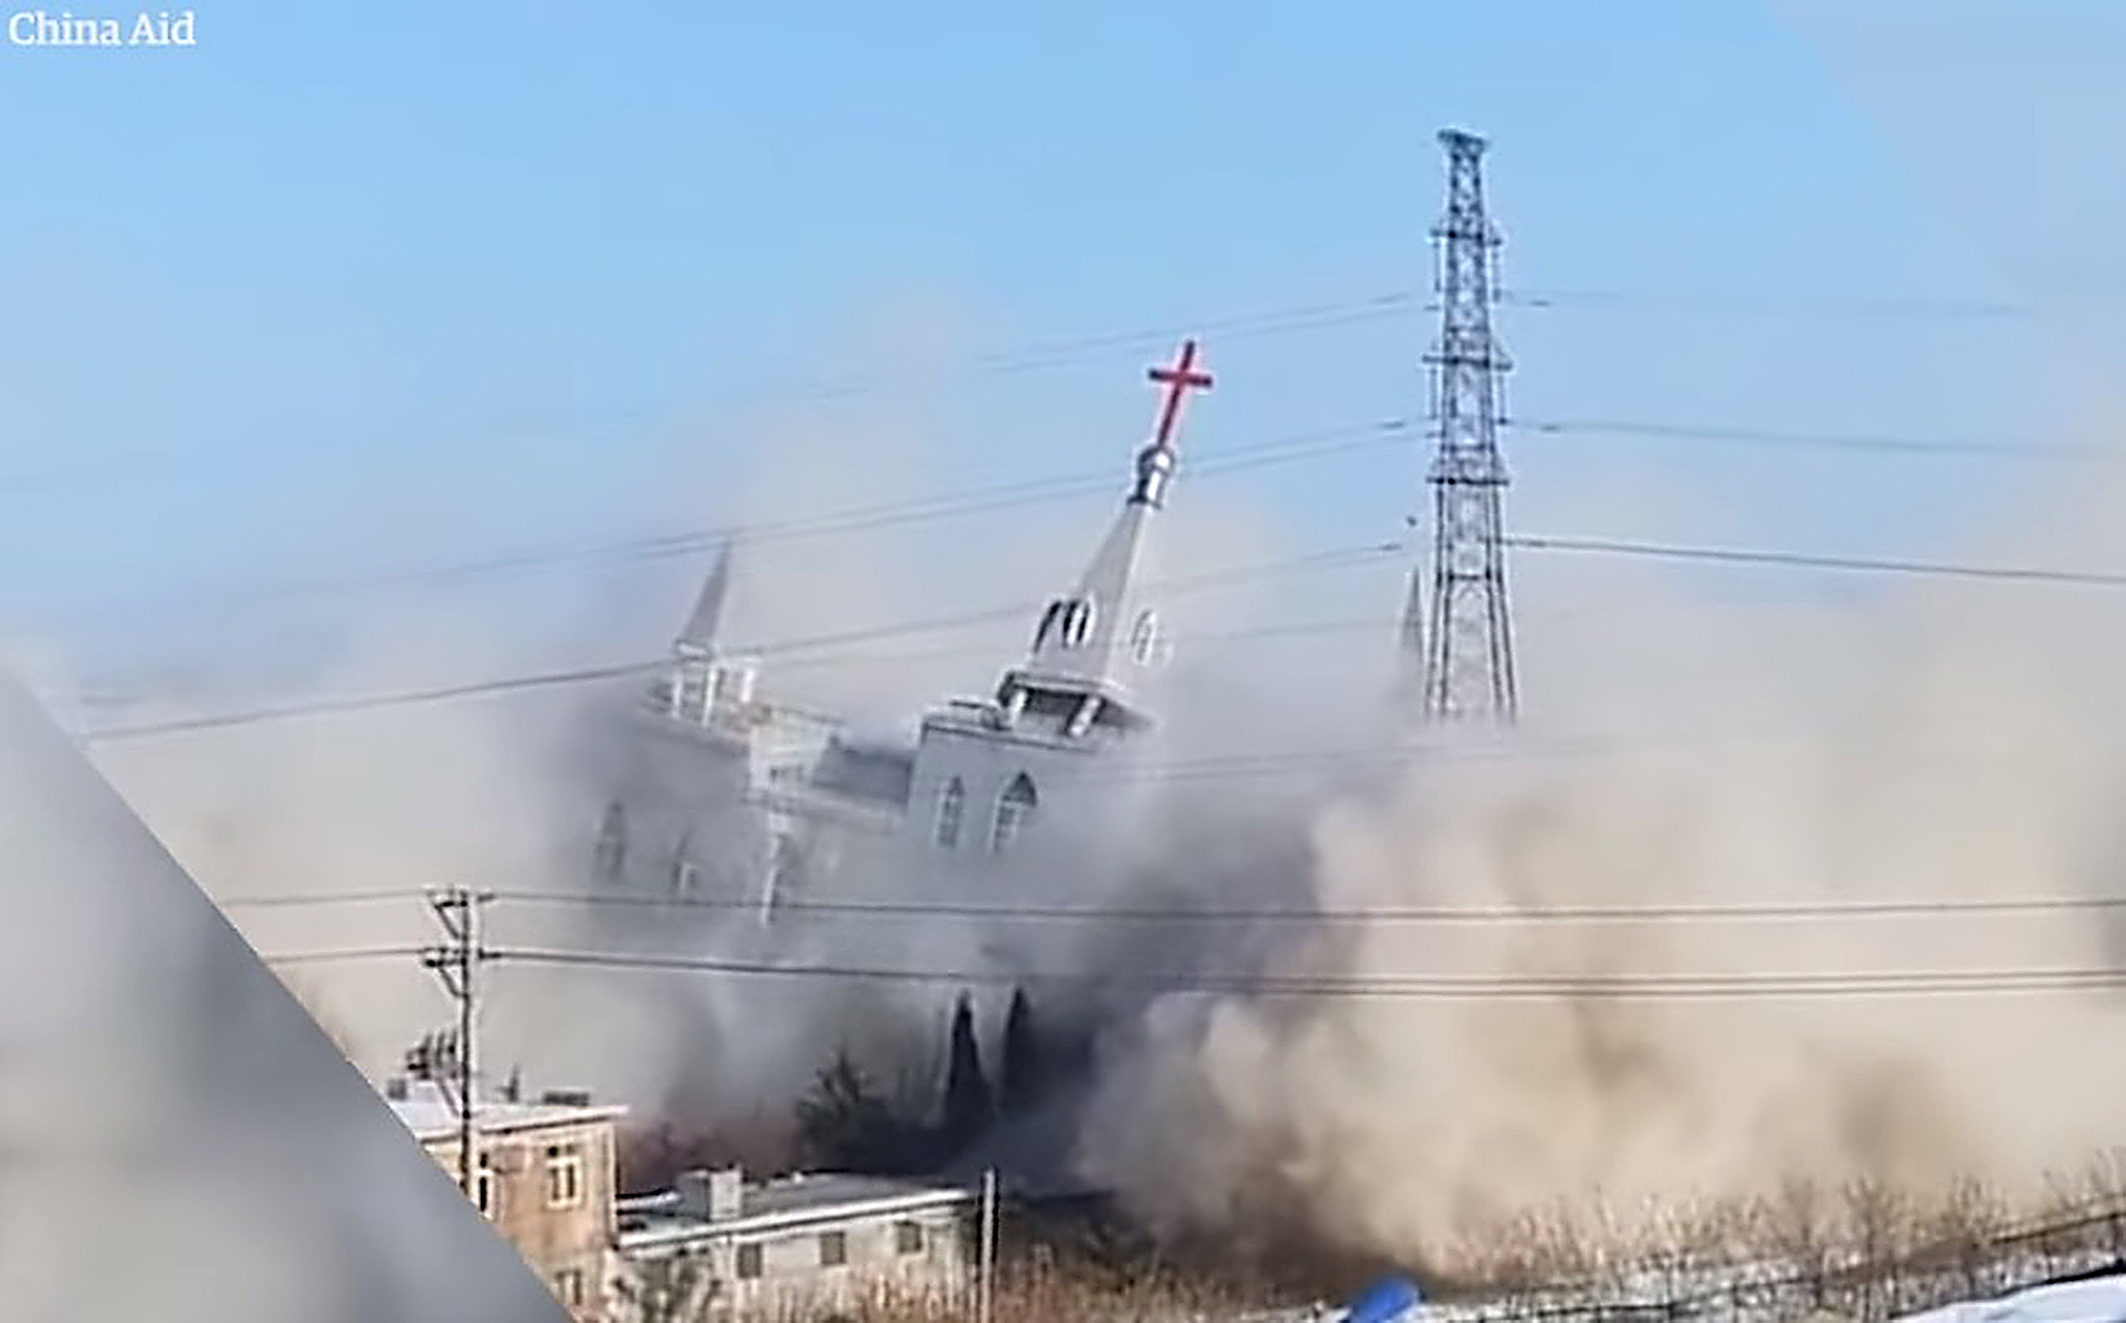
[1007,340,1211,734]
[656,540,756,725]
[677,539,735,657]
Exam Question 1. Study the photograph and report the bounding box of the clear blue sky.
[0,0,2116,693]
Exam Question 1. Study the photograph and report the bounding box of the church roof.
[677,540,734,653]
[808,731,916,808]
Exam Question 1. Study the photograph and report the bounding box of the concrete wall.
[423,1117,620,1323]
[630,1204,971,1322]
[602,711,771,903]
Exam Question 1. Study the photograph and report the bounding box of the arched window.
[991,773,1037,854]
[1059,598,1096,649]
[1032,599,1067,652]
[934,776,966,849]
[593,803,627,885]
[1129,609,1161,666]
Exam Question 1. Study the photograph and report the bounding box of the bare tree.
[614,1250,717,1323]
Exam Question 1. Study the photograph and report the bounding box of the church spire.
[1019,340,1212,702]
[677,539,735,657]
[657,540,753,723]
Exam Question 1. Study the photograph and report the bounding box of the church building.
[788,337,1211,873]
[580,339,1216,1181]
[588,542,839,920]
[590,339,1214,915]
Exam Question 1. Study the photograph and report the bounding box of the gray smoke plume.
[1072,425,2126,1267]
[54,371,2126,1277]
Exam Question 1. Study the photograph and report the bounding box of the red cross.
[1147,338,1213,449]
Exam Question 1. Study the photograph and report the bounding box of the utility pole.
[975,1167,998,1323]
[421,886,496,1201]
[1400,127,1519,724]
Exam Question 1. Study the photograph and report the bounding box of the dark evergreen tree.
[794,1049,924,1173]
[938,992,993,1153]
[999,986,1041,1115]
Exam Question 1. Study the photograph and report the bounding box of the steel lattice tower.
[1398,128,1518,723]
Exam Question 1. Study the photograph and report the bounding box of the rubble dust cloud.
[48,384,2126,1274]
[1075,434,2126,1267]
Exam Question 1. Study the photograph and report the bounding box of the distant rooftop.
[808,731,916,808]
[383,1079,625,1142]
[619,1171,975,1251]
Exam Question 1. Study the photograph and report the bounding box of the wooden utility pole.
[976,1167,998,1323]
[420,886,495,1200]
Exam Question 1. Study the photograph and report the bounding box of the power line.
[82,406,2107,625]
[8,280,2055,509]
[75,410,2106,638]
[1513,417,2114,463]
[1499,287,2034,320]
[86,508,2126,744]
[759,615,1394,676]
[481,946,2126,1000]
[221,413,2119,603]
[263,945,430,966]
[157,419,1416,609]
[78,541,1409,740]
[84,660,660,740]
[481,889,2126,926]
[222,889,431,910]
[1,295,1424,502]
[84,524,2126,741]
[1508,535,2126,589]
[238,884,2126,949]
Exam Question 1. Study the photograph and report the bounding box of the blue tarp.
[1343,1275,1423,1323]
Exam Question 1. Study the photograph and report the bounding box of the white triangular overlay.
[0,674,567,1322]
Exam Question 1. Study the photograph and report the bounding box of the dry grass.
[626,1156,2126,1321]
[700,1265,1287,1323]
[1408,1156,2126,1320]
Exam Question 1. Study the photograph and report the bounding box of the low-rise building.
[386,1078,627,1322]
[615,1167,977,1321]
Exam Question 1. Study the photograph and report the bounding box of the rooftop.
[618,1171,977,1252]
[808,732,917,807]
[384,1079,626,1142]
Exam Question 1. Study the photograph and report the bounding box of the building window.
[736,1242,763,1280]
[819,1230,847,1267]
[934,777,966,849]
[553,1267,585,1308]
[593,803,627,886]
[1059,598,1096,648]
[895,1220,924,1256]
[1034,596,1096,651]
[1130,608,1161,666]
[1032,599,1065,651]
[671,857,700,896]
[544,1142,584,1210]
[992,773,1037,853]
[674,661,710,722]
[474,1149,498,1219]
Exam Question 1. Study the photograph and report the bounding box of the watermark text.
[8,10,197,47]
